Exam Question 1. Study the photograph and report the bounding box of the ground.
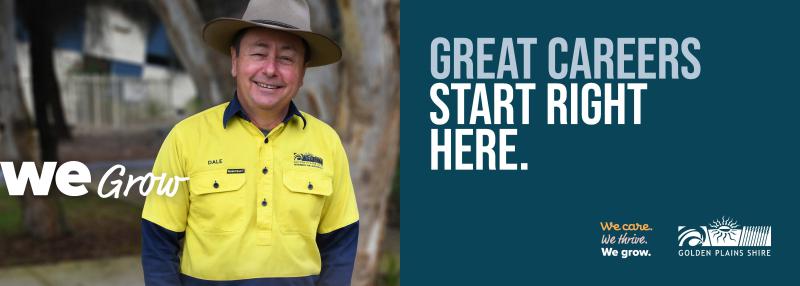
[0,194,142,267]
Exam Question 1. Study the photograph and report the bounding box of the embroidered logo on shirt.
[208,159,223,165]
[227,168,245,174]
[293,153,323,169]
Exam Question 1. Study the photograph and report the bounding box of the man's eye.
[279,56,294,63]
[251,53,265,57]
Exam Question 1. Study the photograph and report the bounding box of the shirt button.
[307,182,313,190]
[264,137,269,144]
[213,181,219,189]
[262,167,268,174]
[261,199,267,207]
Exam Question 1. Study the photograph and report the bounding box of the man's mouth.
[254,81,283,90]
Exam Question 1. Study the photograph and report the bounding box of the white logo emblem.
[678,216,771,247]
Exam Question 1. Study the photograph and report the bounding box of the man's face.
[231,28,306,113]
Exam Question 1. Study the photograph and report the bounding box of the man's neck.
[241,104,289,131]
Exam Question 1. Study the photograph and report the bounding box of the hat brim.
[202,18,342,67]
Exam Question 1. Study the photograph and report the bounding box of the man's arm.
[316,136,360,286]
[141,219,185,285]
[316,221,359,286]
[141,127,190,285]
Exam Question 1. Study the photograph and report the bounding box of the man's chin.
[250,100,286,111]
[248,94,284,108]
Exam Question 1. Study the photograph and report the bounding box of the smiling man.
[140,0,359,285]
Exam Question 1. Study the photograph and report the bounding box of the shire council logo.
[677,216,771,257]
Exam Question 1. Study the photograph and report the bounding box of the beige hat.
[202,0,342,67]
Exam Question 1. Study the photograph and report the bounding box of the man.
[141,0,359,285]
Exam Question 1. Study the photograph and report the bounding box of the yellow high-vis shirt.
[142,97,359,282]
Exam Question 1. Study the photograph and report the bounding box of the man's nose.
[262,56,277,77]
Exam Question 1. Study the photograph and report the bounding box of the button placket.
[255,133,275,245]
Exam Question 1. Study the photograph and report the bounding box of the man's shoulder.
[159,102,228,142]
[300,111,340,140]
[172,103,229,131]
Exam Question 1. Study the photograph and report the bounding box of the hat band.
[251,19,298,29]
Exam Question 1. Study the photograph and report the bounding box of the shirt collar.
[222,91,307,129]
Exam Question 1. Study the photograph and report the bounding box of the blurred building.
[15,1,196,131]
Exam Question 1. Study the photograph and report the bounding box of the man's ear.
[230,47,238,77]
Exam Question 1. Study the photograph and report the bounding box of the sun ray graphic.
[708,216,740,244]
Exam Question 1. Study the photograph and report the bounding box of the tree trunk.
[3,0,68,240]
[0,0,31,161]
[296,0,341,124]
[50,78,72,140]
[334,0,400,285]
[148,0,234,108]
[304,0,401,284]
[25,0,60,162]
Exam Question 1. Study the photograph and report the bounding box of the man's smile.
[253,80,284,90]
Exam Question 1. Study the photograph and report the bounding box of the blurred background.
[0,0,399,285]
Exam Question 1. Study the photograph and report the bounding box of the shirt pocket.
[189,169,247,233]
[280,170,333,235]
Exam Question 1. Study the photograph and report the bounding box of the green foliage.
[380,252,400,286]
[0,185,142,236]
[0,186,22,236]
[145,98,167,118]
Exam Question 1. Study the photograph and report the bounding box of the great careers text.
[429,37,701,171]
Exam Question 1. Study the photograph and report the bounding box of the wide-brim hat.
[202,0,342,67]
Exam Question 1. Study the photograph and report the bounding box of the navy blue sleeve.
[141,218,185,286]
[316,221,359,286]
